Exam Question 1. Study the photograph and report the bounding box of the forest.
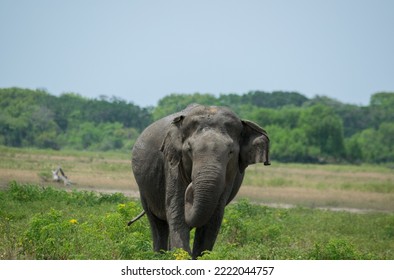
[1,87,393,164]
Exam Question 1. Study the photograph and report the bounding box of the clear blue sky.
[1,0,393,107]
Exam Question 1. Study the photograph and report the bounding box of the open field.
[1,182,394,260]
[1,147,394,260]
[1,146,393,212]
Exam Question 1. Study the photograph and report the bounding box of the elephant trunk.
[184,165,224,228]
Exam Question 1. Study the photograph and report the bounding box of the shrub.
[21,209,75,259]
[309,239,362,260]
[9,181,43,202]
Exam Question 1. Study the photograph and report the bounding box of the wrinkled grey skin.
[131,104,270,259]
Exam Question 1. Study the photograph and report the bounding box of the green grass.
[1,182,393,260]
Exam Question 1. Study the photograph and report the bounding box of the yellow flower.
[117,204,126,213]
[69,219,78,224]
[173,248,191,260]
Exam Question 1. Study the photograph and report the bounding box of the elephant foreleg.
[166,206,191,254]
[192,207,225,259]
[168,223,191,253]
[166,193,191,254]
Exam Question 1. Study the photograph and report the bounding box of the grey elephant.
[129,104,270,259]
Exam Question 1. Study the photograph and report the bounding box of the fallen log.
[52,166,72,186]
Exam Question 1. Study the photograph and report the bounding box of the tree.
[345,135,363,163]
[370,92,394,128]
[266,125,310,162]
[152,93,219,120]
[1,87,393,163]
[299,104,345,160]
[0,88,150,150]
[241,91,308,108]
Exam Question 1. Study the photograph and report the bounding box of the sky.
[1,0,393,107]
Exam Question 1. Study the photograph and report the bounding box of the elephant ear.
[160,115,184,167]
[239,120,270,173]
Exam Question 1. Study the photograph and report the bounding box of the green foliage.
[265,125,310,162]
[0,88,150,151]
[152,91,309,121]
[1,184,393,259]
[370,92,394,125]
[23,205,150,260]
[383,216,394,238]
[9,181,43,202]
[7,181,127,206]
[1,183,153,259]
[299,104,346,160]
[152,93,219,120]
[1,87,394,163]
[309,239,363,260]
[200,200,393,260]
[348,122,394,163]
[241,91,308,108]
[57,121,138,151]
[172,248,192,260]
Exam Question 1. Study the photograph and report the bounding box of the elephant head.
[160,105,270,228]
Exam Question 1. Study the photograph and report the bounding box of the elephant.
[129,104,270,259]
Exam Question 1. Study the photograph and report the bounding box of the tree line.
[1,87,393,163]
[0,88,151,151]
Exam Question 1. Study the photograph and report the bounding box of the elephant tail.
[127,211,146,226]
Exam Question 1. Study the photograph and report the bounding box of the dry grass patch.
[1,147,393,212]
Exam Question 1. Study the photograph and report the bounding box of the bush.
[9,181,43,202]
[20,201,153,259]
[21,209,75,259]
[309,239,362,260]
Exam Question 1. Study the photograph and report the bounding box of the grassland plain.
[1,146,393,212]
[0,146,394,259]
